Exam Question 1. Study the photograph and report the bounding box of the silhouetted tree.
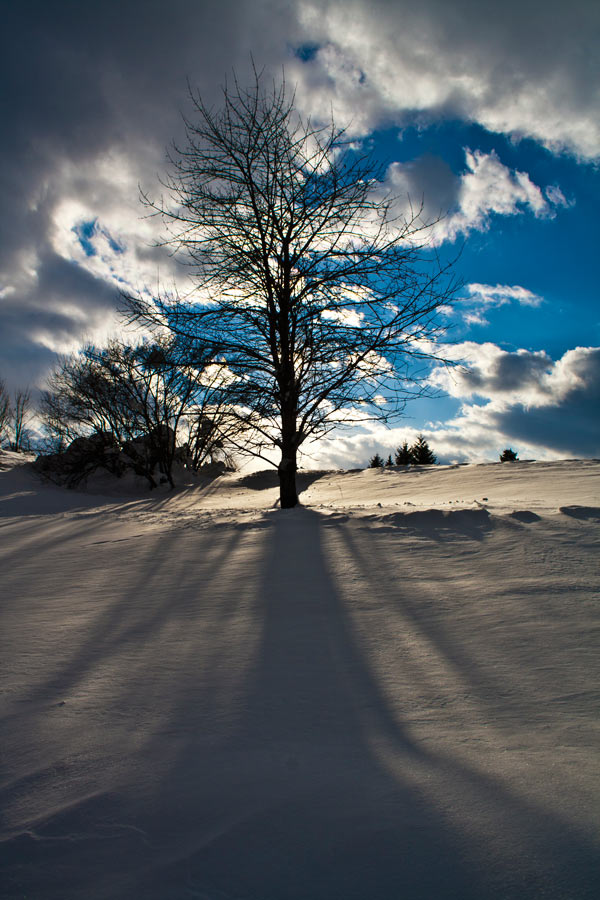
[385,454,394,467]
[128,70,456,507]
[500,447,518,462]
[394,441,414,465]
[41,348,139,449]
[411,434,436,464]
[369,452,385,468]
[11,388,32,451]
[40,337,238,486]
[0,377,10,445]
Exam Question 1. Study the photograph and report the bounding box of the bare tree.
[40,336,238,486]
[114,337,235,486]
[182,363,240,471]
[130,71,456,507]
[12,388,32,451]
[40,349,138,449]
[0,377,10,445]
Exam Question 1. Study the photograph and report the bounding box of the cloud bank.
[0,0,597,461]
[295,0,600,159]
[303,344,600,468]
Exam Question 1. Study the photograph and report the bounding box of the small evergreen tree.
[394,441,414,465]
[500,447,518,462]
[369,452,385,468]
[411,434,436,465]
[385,454,394,467]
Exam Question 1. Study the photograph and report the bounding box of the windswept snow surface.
[1,453,599,899]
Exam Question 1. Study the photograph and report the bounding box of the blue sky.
[0,0,598,465]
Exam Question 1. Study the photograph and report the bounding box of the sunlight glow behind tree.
[129,70,457,507]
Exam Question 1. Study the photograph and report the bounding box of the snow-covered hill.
[1,455,599,899]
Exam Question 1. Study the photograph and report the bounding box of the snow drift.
[1,454,599,898]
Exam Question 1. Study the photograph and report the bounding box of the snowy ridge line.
[1,453,599,518]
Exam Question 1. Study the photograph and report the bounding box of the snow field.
[1,456,599,898]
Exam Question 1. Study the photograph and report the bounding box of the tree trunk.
[278,403,298,508]
[278,389,299,508]
[278,453,298,508]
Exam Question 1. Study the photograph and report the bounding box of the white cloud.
[464,284,543,308]
[438,150,550,242]
[49,153,186,298]
[429,342,555,404]
[545,185,573,208]
[429,343,600,458]
[322,308,365,327]
[383,149,564,245]
[452,282,543,328]
[353,349,394,379]
[294,0,600,161]
[462,310,489,328]
[302,343,600,467]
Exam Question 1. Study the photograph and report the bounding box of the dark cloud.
[459,350,553,396]
[0,253,118,387]
[431,345,600,459]
[0,0,304,387]
[1,0,598,439]
[386,154,461,222]
[489,348,600,456]
[34,253,118,313]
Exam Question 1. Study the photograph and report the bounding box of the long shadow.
[3,521,247,712]
[326,515,600,898]
[127,508,480,900]
[1,513,263,899]
[2,509,598,899]
[151,509,598,900]
[359,507,493,542]
[236,468,331,492]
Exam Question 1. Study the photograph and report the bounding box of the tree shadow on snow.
[142,510,599,900]
[236,468,331,492]
[2,509,599,900]
[138,508,480,900]
[360,507,494,541]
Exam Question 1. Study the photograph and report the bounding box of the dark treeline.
[369,435,437,468]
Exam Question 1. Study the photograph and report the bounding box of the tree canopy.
[130,71,456,506]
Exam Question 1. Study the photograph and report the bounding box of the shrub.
[500,448,518,462]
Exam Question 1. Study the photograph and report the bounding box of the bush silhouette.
[500,448,518,462]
